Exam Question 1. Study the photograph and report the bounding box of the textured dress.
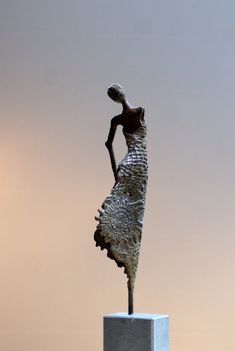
[94,115,148,291]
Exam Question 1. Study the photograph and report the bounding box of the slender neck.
[121,97,133,112]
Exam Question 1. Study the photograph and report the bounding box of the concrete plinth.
[104,313,169,351]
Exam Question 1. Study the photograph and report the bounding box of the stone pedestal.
[104,313,169,351]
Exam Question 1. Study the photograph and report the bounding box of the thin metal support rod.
[128,285,134,315]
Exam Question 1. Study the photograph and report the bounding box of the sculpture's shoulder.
[135,107,145,122]
[111,114,123,126]
[135,106,144,112]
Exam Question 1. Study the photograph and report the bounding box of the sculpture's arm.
[105,115,122,182]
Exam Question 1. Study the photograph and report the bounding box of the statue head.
[107,84,126,103]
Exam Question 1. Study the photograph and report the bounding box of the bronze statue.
[94,84,148,314]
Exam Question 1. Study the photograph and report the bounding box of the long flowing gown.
[94,115,148,291]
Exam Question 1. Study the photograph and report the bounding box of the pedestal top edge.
[104,313,169,320]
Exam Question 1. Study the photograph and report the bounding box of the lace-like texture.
[94,120,148,290]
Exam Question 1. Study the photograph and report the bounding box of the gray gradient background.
[1,1,235,350]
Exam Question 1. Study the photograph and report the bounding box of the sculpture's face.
[107,84,125,103]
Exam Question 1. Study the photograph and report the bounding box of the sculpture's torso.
[94,117,148,291]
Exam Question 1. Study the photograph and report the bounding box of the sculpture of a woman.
[94,84,148,314]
